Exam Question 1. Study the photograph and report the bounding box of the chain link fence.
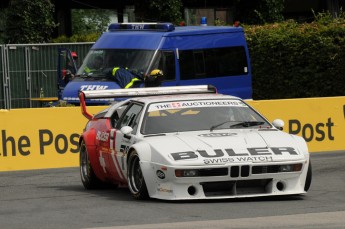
[0,42,93,109]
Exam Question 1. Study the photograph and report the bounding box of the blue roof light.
[108,23,175,32]
[200,17,207,26]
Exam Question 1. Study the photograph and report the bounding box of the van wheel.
[304,162,312,192]
[80,140,102,189]
[128,151,149,200]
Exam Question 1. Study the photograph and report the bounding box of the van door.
[57,48,77,100]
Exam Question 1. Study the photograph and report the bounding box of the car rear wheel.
[127,151,149,200]
[80,140,102,189]
[304,161,312,192]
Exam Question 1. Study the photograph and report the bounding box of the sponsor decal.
[199,133,237,137]
[204,156,273,164]
[156,170,166,179]
[131,24,145,30]
[157,187,173,193]
[171,147,299,164]
[148,100,247,112]
[80,85,109,91]
[157,184,173,193]
[96,131,109,142]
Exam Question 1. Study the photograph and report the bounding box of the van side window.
[179,46,248,80]
[193,51,206,77]
[160,51,176,81]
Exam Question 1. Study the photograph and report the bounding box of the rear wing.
[79,85,217,120]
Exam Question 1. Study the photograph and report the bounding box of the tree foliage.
[234,0,285,25]
[72,9,113,35]
[5,0,57,43]
[135,0,183,24]
[0,9,6,43]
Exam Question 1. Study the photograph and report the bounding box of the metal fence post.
[1,45,11,109]
[25,46,32,107]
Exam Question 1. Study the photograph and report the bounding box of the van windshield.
[76,49,155,77]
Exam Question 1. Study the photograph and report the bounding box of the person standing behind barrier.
[71,51,79,67]
[63,51,78,84]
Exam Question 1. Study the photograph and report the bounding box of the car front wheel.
[127,151,149,200]
[304,161,312,192]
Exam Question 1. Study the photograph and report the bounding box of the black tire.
[80,140,103,189]
[127,151,149,200]
[304,161,312,192]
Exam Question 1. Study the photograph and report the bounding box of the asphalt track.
[1,151,345,229]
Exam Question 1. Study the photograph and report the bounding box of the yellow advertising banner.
[1,96,344,171]
[247,96,345,152]
[0,106,106,172]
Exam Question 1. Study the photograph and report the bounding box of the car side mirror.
[121,126,133,139]
[272,119,284,130]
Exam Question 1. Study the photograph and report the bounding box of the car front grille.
[176,164,300,178]
[201,179,272,197]
[252,165,280,174]
[229,165,250,177]
[198,168,229,176]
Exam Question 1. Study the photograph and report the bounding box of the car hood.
[144,130,306,165]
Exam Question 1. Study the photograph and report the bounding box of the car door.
[114,102,144,180]
[101,102,128,183]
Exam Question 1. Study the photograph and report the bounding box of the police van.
[58,23,252,104]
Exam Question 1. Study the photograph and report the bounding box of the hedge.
[245,19,345,99]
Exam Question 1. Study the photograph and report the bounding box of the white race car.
[79,85,312,200]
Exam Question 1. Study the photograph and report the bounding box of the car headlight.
[175,169,199,177]
[280,164,303,172]
[252,163,303,174]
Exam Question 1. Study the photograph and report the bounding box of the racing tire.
[304,161,312,192]
[80,140,103,189]
[127,151,149,200]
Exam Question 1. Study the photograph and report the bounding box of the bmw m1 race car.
[78,85,312,200]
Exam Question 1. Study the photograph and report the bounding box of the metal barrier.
[0,42,94,109]
[0,45,4,108]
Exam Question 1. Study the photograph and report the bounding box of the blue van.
[59,23,252,104]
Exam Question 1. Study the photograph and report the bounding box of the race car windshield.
[76,49,155,77]
[142,99,271,135]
